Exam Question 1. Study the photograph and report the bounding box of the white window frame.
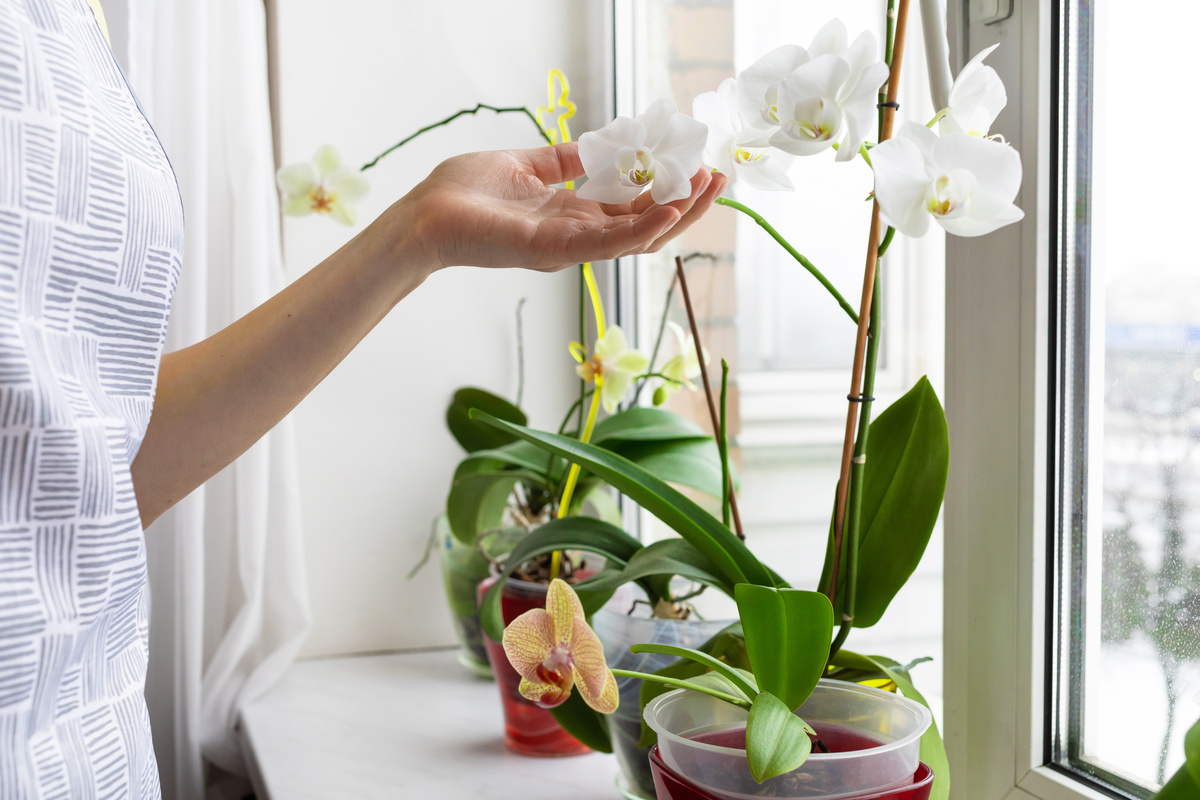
[943,1,1117,798]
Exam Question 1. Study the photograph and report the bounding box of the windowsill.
[238,648,619,800]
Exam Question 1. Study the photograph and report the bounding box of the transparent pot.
[643,680,931,800]
[434,514,492,677]
[592,602,735,800]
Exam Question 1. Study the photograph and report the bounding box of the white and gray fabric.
[0,0,183,796]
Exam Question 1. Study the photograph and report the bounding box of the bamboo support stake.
[674,256,745,540]
[828,0,912,615]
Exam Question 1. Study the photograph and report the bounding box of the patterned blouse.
[0,0,183,796]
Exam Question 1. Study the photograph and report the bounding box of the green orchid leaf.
[836,651,950,800]
[548,690,612,753]
[1155,767,1200,800]
[478,517,642,642]
[637,624,749,748]
[618,438,726,499]
[470,440,565,479]
[446,469,544,545]
[574,538,736,598]
[820,376,949,628]
[579,485,623,526]
[629,643,759,700]
[446,387,527,453]
[735,586,833,712]
[1186,716,1200,787]
[591,407,711,444]
[687,668,757,705]
[469,411,776,589]
[746,691,814,783]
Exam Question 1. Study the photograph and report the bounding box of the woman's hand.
[395,142,727,273]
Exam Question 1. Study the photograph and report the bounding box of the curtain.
[111,1,312,798]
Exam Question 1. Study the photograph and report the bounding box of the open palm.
[403,142,725,272]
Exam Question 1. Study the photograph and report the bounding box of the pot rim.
[643,679,931,763]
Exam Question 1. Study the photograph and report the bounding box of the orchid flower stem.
[878,226,897,258]
[714,197,859,325]
[858,143,873,168]
[360,103,551,171]
[675,256,746,541]
[926,108,948,129]
[610,669,753,710]
[719,360,732,529]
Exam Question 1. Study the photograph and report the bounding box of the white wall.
[274,0,608,657]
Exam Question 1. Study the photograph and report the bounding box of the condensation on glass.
[1048,1,1200,795]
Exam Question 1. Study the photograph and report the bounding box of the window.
[1046,0,1200,795]
[612,0,947,720]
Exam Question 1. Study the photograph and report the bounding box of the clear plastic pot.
[434,515,492,677]
[643,680,932,800]
[592,603,735,800]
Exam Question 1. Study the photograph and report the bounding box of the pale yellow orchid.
[571,325,649,414]
[276,145,369,225]
[501,579,619,713]
[655,321,707,405]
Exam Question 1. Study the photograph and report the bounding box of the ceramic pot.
[592,605,735,799]
[478,576,591,757]
[643,680,932,800]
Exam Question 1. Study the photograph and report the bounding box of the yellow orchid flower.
[276,145,369,225]
[655,321,708,405]
[501,579,619,714]
[571,325,649,414]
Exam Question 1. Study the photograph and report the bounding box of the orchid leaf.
[470,440,566,479]
[735,586,832,712]
[1156,767,1200,800]
[578,485,623,525]
[833,651,949,800]
[479,517,642,642]
[446,387,526,453]
[446,468,544,545]
[617,438,726,499]
[548,690,612,753]
[1188,717,1200,787]
[469,411,776,589]
[591,406,711,444]
[746,691,814,783]
[820,377,949,628]
[629,643,759,700]
[574,538,735,598]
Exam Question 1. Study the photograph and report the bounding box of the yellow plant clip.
[536,68,577,147]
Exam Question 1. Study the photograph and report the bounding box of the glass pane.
[1051,0,1200,793]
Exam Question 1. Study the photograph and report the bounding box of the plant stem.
[715,197,859,325]
[675,256,745,540]
[828,0,910,625]
[610,669,752,710]
[719,359,732,529]
[360,104,551,171]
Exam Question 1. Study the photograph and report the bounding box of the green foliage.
[574,538,736,599]
[830,650,950,800]
[1157,717,1200,798]
[820,377,949,627]
[629,643,759,700]
[590,407,710,445]
[735,586,833,712]
[446,465,544,545]
[745,691,815,783]
[470,411,776,589]
[445,388,526,453]
[549,691,612,753]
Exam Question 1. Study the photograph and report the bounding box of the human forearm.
[130,208,430,528]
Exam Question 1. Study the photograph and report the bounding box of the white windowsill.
[238,648,619,800]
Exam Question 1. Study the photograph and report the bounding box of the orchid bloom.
[572,325,650,413]
[871,121,1024,238]
[502,579,619,713]
[276,145,369,225]
[768,20,890,162]
[577,98,708,205]
[692,78,794,190]
[654,322,707,406]
[939,44,1006,137]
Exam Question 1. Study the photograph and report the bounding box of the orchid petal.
[312,145,342,179]
[941,44,1006,137]
[330,201,356,226]
[593,326,629,362]
[871,135,934,238]
[638,97,678,150]
[807,18,849,59]
[600,370,634,414]
[737,44,809,130]
[545,578,585,645]
[276,162,317,196]
[612,348,650,374]
[518,675,573,708]
[568,617,619,714]
[281,195,315,217]
[331,169,369,202]
[502,607,556,683]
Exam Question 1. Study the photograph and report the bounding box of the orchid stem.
[360,103,551,171]
[719,360,732,529]
[610,669,752,710]
[714,197,859,325]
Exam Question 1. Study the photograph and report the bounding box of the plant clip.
[846,394,876,403]
[876,101,900,110]
[536,68,577,146]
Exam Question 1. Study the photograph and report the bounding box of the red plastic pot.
[478,576,591,757]
[648,746,934,800]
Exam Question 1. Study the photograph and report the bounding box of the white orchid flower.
[693,78,795,191]
[577,99,708,205]
[871,121,1024,238]
[939,44,1006,137]
[735,22,850,132]
[769,20,890,162]
[572,325,650,413]
[654,322,708,406]
[276,145,369,226]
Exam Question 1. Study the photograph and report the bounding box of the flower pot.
[647,746,934,800]
[435,514,493,678]
[643,680,932,800]
[478,576,592,757]
[592,604,735,799]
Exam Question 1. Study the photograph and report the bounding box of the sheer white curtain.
[105,1,312,797]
